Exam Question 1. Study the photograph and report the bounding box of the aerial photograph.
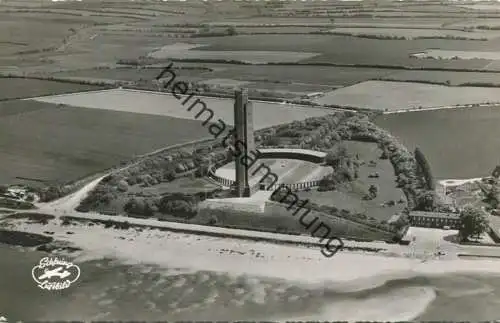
[2,0,500,321]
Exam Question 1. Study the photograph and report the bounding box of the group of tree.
[368,184,378,199]
[414,147,435,191]
[492,165,500,179]
[123,193,205,219]
[123,197,155,218]
[458,205,489,242]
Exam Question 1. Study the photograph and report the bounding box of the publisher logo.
[31,257,80,290]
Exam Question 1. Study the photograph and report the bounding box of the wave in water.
[285,286,436,321]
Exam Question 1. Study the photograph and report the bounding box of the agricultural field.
[3,0,500,196]
[313,80,500,111]
[52,64,395,89]
[0,78,103,101]
[455,3,500,11]
[412,49,500,60]
[29,88,335,130]
[198,78,251,87]
[447,18,500,29]
[381,70,500,86]
[203,64,393,87]
[191,34,496,70]
[297,141,406,222]
[4,0,500,76]
[147,43,320,64]
[53,66,208,82]
[328,27,500,40]
[375,106,500,179]
[0,99,210,186]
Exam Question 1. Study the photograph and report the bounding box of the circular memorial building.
[209,148,333,194]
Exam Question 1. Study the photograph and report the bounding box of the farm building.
[409,211,460,229]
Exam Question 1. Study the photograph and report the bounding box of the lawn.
[0,100,210,187]
[129,177,220,196]
[296,141,406,222]
[30,88,335,130]
[314,80,500,111]
[375,106,500,179]
[0,78,103,101]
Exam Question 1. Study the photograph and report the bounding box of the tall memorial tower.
[232,88,255,197]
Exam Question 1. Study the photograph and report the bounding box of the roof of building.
[409,211,460,219]
[257,148,326,158]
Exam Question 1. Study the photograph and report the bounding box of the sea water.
[1,244,500,321]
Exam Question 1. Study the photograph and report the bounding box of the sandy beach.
[1,167,499,321]
[5,211,500,289]
[8,174,497,290]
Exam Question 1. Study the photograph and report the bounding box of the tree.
[318,176,336,191]
[124,198,143,215]
[264,136,280,146]
[414,147,435,190]
[117,180,128,192]
[200,24,211,34]
[492,165,500,178]
[368,184,378,199]
[227,26,237,36]
[415,190,438,211]
[459,205,489,242]
[393,213,409,230]
[325,142,349,168]
[158,198,196,219]
[483,184,500,209]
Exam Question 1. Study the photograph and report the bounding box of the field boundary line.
[120,88,348,112]
[384,102,500,114]
[22,88,118,101]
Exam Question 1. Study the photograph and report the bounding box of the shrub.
[117,180,128,192]
[158,198,196,219]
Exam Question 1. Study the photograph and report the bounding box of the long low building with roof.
[256,148,326,163]
[408,211,461,230]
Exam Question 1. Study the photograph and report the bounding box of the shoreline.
[3,212,500,293]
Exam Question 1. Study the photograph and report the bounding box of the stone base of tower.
[230,183,259,197]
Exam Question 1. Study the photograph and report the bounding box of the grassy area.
[382,70,500,86]
[129,177,219,196]
[30,88,333,130]
[0,198,35,210]
[0,78,103,101]
[314,80,500,111]
[192,34,492,70]
[0,100,210,186]
[194,202,395,241]
[53,67,206,82]
[375,106,500,179]
[297,141,406,222]
[52,64,395,93]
